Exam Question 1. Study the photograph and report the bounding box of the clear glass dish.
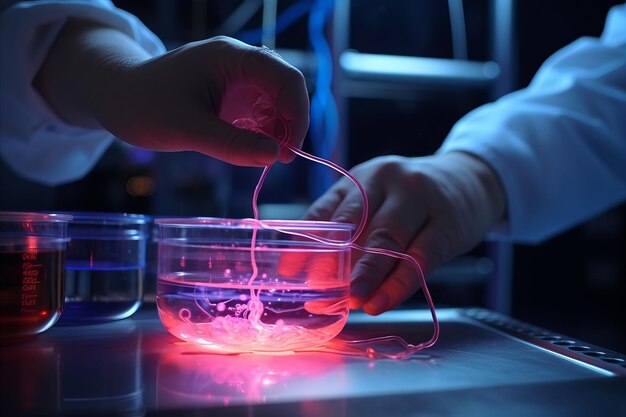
[60,212,149,323]
[155,217,353,353]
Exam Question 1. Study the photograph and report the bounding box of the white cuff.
[0,0,166,185]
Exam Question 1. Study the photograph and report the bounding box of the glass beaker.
[155,217,353,353]
[0,211,72,338]
[60,212,149,323]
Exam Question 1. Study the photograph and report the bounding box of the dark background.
[1,0,624,352]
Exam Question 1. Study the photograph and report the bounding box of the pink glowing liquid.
[157,275,350,352]
[173,95,441,359]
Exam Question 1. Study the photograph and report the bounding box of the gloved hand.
[35,19,309,166]
[305,152,507,315]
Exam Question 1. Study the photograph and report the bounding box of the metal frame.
[329,0,517,314]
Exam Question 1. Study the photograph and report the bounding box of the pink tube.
[235,97,440,359]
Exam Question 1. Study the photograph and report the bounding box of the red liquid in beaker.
[0,249,65,338]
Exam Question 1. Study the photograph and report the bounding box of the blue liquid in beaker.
[60,262,143,322]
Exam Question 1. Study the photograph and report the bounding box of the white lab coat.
[0,0,165,185]
[439,4,626,244]
[2,2,625,245]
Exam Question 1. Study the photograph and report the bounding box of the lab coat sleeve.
[437,4,626,244]
[0,0,166,186]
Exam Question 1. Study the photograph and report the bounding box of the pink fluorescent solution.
[156,219,354,353]
[158,277,350,352]
[156,96,440,359]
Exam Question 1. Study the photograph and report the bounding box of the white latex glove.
[305,152,506,315]
[34,19,309,166]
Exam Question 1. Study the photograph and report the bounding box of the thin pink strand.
[236,98,440,359]
[267,143,439,358]
[245,165,272,309]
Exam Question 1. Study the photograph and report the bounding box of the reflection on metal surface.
[2,307,623,416]
[59,321,144,416]
[151,307,614,410]
[0,344,60,415]
[462,308,626,376]
[156,342,348,409]
[0,326,143,416]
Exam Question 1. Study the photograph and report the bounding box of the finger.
[361,250,425,316]
[304,298,350,315]
[277,243,341,288]
[180,110,281,166]
[329,185,371,228]
[301,253,348,317]
[310,172,382,228]
[235,44,310,161]
[362,222,450,315]
[277,250,307,278]
[304,182,348,221]
[305,251,339,284]
[282,186,349,288]
[349,197,427,310]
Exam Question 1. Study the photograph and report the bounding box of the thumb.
[407,222,457,279]
[233,43,310,158]
[184,113,281,166]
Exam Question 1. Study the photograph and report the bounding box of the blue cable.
[236,0,339,199]
[308,0,339,198]
[236,0,315,44]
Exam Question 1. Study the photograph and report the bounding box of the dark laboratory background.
[1,0,624,353]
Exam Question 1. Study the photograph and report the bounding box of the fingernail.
[350,280,370,301]
[365,292,390,313]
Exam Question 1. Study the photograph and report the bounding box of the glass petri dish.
[155,217,354,353]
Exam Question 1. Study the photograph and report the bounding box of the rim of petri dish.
[57,211,149,225]
[154,217,355,232]
[0,211,73,222]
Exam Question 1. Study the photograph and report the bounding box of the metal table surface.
[1,306,625,417]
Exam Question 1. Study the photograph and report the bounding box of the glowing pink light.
[156,97,440,358]
[238,96,440,360]
[156,343,347,407]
